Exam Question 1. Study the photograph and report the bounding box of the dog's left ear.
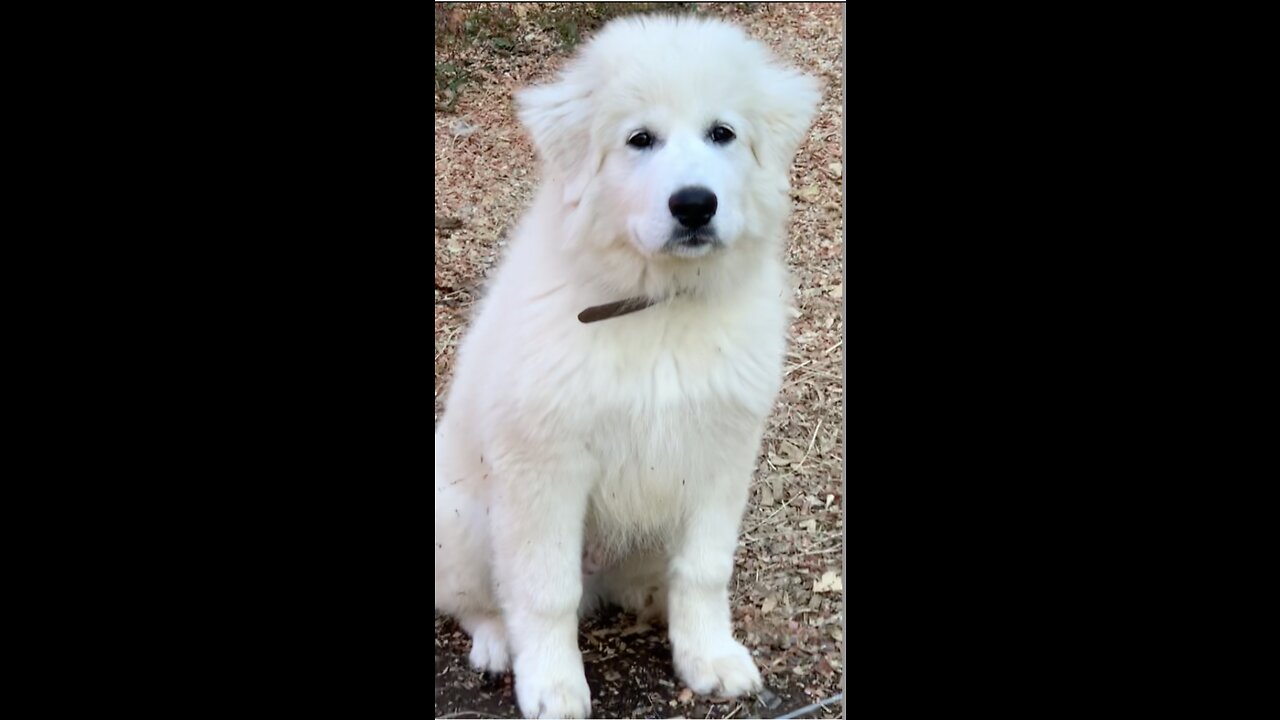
[516,73,604,206]
[750,68,823,173]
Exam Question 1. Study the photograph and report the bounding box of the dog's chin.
[662,230,724,259]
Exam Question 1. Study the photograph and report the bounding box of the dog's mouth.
[664,229,722,257]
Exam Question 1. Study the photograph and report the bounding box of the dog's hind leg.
[458,612,510,673]
[435,495,511,672]
[435,431,511,673]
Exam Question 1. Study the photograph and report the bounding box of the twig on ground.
[435,325,459,361]
[785,359,813,376]
[746,492,795,534]
[795,419,822,469]
[801,544,841,555]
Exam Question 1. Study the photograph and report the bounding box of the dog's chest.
[582,394,748,551]
[571,305,784,542]
[573,301,784,415]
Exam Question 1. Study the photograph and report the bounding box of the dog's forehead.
[619,102,743,134]
[596,71,753,136]
[579,23,766,120]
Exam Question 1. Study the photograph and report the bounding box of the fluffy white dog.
[435,14,820,719]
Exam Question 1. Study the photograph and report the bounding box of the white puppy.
[435,14,820,719]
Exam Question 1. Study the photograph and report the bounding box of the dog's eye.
[627,131,654,149]
[710,125,736,144]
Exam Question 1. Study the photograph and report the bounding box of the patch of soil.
[435,609,837,719]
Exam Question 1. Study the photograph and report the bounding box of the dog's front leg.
[490,452,593,719]
[667,490,763,698]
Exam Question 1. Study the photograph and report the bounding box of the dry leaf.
[778,441,804,463]
[761,597,778,614]
[800,518,817,533]
[813,571,843,593]
[759,484,775,506]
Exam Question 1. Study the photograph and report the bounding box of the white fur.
[435,15,820,719]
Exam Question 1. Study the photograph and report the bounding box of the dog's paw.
[467,619,510,673]
[674,639,763,697]
[515,659,592,718]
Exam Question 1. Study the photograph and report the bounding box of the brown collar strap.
[577,296,657,324]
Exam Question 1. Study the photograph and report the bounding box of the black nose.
[668,187,718,228]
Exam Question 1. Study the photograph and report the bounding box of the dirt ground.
[434,3,844,717]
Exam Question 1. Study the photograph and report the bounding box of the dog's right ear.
[516,75,602,206]
[749,67,822,174]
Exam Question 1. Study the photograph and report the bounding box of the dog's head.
[517,16,821,261]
